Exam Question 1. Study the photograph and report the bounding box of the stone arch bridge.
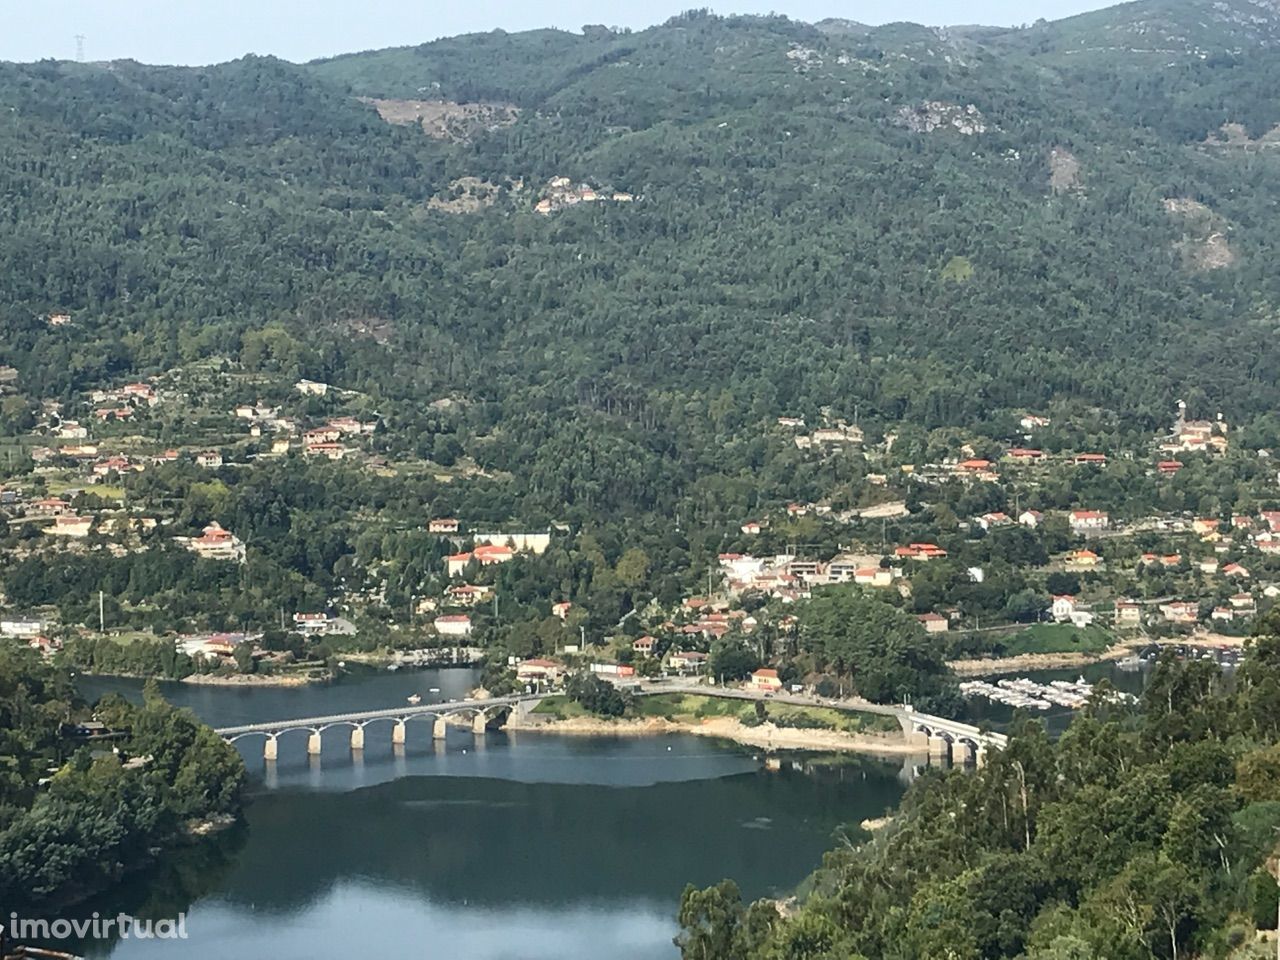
[214,694,537,759]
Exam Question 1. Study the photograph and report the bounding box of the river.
[67,668,908,960]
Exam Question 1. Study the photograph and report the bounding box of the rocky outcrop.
[894,101,987,135]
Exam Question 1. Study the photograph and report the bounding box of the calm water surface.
[70,669,908,960]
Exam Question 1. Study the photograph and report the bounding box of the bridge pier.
[264,736,278,761]
[974,747,988,768]
[433,717,448,740]
[307,731,323,756]
[927,736,950,761]
[472,712,488,735]
[392,721,407,746]
[350,726,364,751]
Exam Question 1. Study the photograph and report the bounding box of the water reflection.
[64,673,910,960]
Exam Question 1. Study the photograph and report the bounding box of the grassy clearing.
[533,693,899,732]
[531,696,592,720]
[1001,624,1114,657]
[45,479,125,500]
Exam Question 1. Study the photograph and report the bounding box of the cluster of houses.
[0,615,60,658]
[232,397,377,461]
[533,176,634,215]
[715,551,908,603]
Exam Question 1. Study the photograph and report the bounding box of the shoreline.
[180,672,324,687]
[947,644,1132,677]
[504,713,920,756]
[76,670,326,688]
[949,633,1249,678]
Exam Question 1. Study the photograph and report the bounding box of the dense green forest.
[3,1,1280,535]
[5,0,1280,950]
[0,650,244,912]
[678,614,1280,960]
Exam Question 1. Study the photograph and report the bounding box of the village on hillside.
[0,346,1273,691]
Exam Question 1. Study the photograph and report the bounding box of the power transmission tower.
[74,35,86,63]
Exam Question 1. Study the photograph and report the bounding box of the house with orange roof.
[48,514,93,538]
[895,543,948,561]
[747,668,782,693]
[1114,599,1142,625]
[516,658,562,683]
[1159,601,1199,624]
[1051,595,1077,621]
[632,636,658,656]
[1069,510,1109,534]
[1067,549,1100,568]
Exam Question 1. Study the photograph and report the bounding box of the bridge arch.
[316,720,362,735]
[270,726,322,740]
[226,731,272,745]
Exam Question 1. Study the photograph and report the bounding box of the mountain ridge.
[1,0,1280,463]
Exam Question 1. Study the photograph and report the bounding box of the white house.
[0,617,48,638]
[434,614,473,637]
[1069,510,1109,534]
[1051,595,1077,622]
[295,379,330,397]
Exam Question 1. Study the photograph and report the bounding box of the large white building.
[472,531,551,554]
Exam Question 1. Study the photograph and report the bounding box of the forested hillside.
[3,1,1280,533]
[678,624,1280,960]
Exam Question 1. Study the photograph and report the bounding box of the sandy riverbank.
[504,713,919,756]
[178,672,323,687]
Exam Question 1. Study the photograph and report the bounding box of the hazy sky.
[3,0,1117,66]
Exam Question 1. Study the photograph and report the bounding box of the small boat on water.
[406,694,422,705]
[429,687,440,693]
[387,664,400,671]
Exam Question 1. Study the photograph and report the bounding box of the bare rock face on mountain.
[813,18,872,36]
[1048,147,1083,193]
[1164,198,1237,271]
[362,98,518,142]
[894,102,988,135]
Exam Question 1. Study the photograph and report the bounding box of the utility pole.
[98,590,105,633]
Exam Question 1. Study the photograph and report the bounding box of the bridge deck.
[213,694,529,737]
[213,684,1005,749]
